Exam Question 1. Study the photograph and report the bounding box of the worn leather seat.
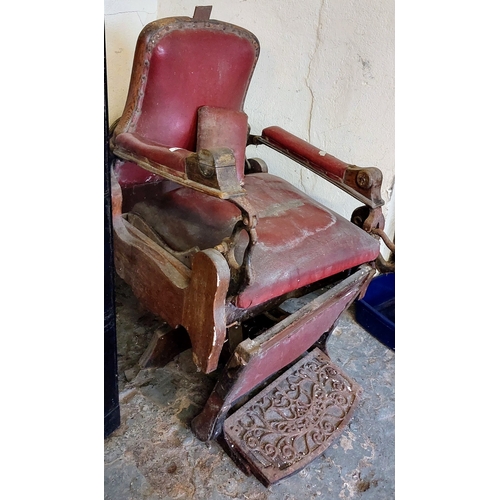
[129,173,380,309]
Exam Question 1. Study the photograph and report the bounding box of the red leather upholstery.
[114,105,248,185]
[114,160,164,187]
[138,29,255,148]
[113,20,258,189]
[116,21,258,152]
[262,126,349,182]
[114,133,191,176]
[197,106,249,183]
[130,173,380,309]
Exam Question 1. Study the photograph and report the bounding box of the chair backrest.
[114,15,260,153]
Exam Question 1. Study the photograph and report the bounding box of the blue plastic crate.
[355,272,395,350]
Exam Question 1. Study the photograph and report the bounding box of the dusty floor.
[105,276,395,499]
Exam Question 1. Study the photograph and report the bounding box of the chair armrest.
[112,132,245,199]
[253,126,384,208]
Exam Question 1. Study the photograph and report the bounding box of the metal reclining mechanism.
[108,5,393,486]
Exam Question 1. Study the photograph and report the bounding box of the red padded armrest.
[261,126,349,182]
[114,132,191,176]
[257,126,384,208]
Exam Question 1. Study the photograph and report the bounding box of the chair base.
[191,264,374,442]
[223,348,361,486]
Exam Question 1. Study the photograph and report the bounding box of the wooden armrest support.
[186,147,245,197]
[254,126,384,208]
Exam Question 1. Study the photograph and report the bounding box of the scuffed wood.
[186,147,244,196]
[183,249,230,374]
[114,147,245,200]
[112,214,190,329]
[110,169,123,218]
[112,177,231,374]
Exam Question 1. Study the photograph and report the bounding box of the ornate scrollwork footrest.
[223,348,362,486]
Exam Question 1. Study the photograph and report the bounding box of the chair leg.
[138,324,191,369]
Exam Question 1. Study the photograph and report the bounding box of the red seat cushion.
[130,173,380,309]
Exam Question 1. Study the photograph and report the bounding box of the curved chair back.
[114,16,260,152]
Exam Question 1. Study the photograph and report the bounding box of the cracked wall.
[105,0,395,250]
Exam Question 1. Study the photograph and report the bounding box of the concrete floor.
[105,276,395,500]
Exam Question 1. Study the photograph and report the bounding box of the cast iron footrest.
[223,348,362,486]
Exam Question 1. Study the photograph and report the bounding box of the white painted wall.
[105,0,395,250]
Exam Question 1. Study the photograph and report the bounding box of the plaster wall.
[105,0,395,248]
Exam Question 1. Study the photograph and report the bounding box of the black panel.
[104,34,120,438]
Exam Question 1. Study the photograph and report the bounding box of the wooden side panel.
[112,215,190,329]
[183,249,230,374]
[112,171,231,374]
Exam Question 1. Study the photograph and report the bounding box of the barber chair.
[109,6,389,485]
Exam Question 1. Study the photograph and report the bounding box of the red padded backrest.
[117,17,259,152]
